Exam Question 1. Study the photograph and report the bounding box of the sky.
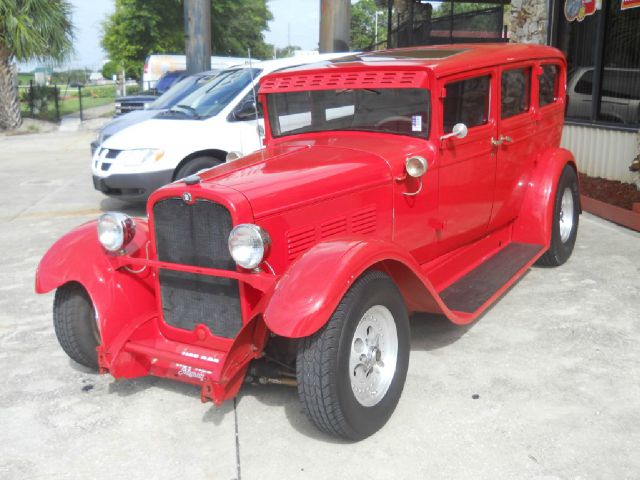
[22,0,322,71]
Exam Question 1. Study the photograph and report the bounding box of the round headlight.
[405,155,428,178]
[97,212,136,252]
[228,224,270,270]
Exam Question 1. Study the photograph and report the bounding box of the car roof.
[265,44,565,81]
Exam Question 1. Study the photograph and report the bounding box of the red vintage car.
[36,44,579,440]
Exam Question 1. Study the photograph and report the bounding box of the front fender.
[513,147,577,245]
[35,220,156,346]
[263,239,448,338]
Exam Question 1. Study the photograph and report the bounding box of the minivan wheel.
[536,165,580,267]
[53,283,100,369]
[296,271,410,441]
[175,155,222,179]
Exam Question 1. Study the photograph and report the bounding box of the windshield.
[165,67,261,119]
[267,88,431,139]
[147,73,219,110]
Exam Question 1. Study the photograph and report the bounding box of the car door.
[227,90,265,155]
[435,69,497,256]
[489,63,537,230]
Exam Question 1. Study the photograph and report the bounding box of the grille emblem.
[182,192,192,203]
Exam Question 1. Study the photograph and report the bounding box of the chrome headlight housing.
[228,224,270,270]
[97,212,136,252]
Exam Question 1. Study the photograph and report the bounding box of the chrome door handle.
[491,135,513,146]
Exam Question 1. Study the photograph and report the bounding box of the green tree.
[0,0,74,129]
[101,60,119,80]
[102,0,273,80]
[351,0,387,51]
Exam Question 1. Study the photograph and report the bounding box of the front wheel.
[53,283,100,369]
[296,271,410,440]
[174,155,221,180]
[536,165,580,267]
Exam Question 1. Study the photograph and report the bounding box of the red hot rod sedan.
[36,44,579,440]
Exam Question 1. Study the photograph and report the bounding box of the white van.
[142,54,249,90]
[93,54,348,202]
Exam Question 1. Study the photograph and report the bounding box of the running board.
[439,242,544,314]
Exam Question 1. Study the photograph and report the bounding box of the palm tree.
[0,0,74,130]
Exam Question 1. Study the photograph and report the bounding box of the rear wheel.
[296,271,410,440]
[536,165,580,267]
[175,155,222,179]
[53,283,100,369]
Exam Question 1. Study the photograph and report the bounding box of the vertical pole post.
[78,85,83,122]
[450,0,455,44]
[29,80,34,116]
[54,85,60,122]
[184,0,212,74]
[387,0,393,48]
[319,0,351,53]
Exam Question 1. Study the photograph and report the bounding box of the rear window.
[501,67,531,119]
[268,88,431,139]
[539,64,559,107]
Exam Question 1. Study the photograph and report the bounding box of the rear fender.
[35,220,156,346]
[513,147,577,245]
[262,239,446,338]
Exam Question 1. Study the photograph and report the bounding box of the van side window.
[539,65,559,106]
[443,75,490,133]
[501,67,531,119]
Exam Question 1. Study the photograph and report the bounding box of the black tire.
[174,155,222,180]
[296,271,410,440]
[53,283,100,369]
[536,165,580,267]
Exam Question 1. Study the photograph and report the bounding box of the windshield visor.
[267,88,431,139]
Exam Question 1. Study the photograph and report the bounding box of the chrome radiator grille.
[152,198,242,338]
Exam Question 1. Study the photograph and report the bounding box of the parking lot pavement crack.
[234,397,242,480]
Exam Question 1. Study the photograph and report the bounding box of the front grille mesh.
[153,198,242,338]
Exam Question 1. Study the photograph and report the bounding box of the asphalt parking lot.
[1,126,639,480]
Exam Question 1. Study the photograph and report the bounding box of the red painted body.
[36,44,576,405]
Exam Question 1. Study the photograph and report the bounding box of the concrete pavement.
[0,128,639,480]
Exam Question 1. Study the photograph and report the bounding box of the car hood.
[102,117,204,150]
[101,109,164,139]
[195,138,394,219]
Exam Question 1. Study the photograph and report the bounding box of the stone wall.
[509,0,548,44]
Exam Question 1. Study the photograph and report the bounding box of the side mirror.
[233,100,258,121]
[439,122,468,142]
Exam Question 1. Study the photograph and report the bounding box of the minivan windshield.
[165,67,261,119]
[267,88,431,138]
[147,72,220,110]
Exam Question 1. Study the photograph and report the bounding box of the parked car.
[91,54,340,202]
[142,54,248,90]
[566,66,640,125]
[36,44,579,441]
[114,71,191,117]
[92,70,224,154]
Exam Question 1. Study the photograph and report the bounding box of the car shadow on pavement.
[99,198,147,217]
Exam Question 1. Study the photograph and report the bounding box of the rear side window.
[501,67,531,119]
[443,75,491,133]
[539,64,559,106]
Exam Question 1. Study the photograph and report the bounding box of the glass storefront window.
[555,0,640,128]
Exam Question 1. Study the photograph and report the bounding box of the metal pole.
[29,80,34,116]
[78,85,83,122]
[54,85,59,122]
[387,0,393,48]
[184,0,211,74]
[319,0,350,53]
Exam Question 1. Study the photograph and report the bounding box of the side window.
[236,91,263,119]
[574,70,593,95]
[539,64,559,107]
[501,67,531,119]
[443,75,491,133]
